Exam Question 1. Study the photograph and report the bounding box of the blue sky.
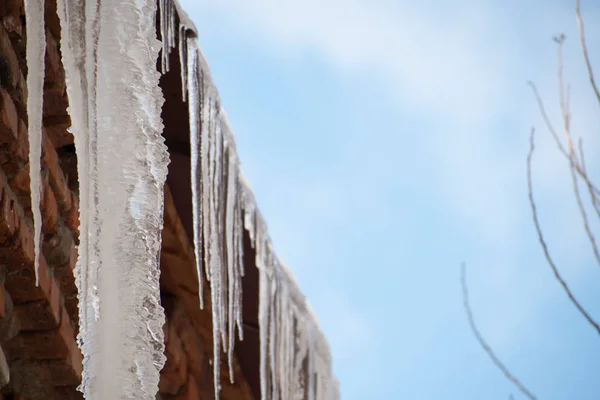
[180,1,600,398]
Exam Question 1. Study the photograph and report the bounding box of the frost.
[56,0,168,399]
[24,0,45,286]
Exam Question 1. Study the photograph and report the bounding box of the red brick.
[0,184,18,241]
[41,179,58,234]
[8,164,30,198]
[44,29,63,88]
[160,322,188,395]
[0,89,17,143]
[63,294,78,332]
[14,277,61,330]
[64,192,79,236]
[42,87,68,119]
[42,133,72,212]
[2,14,22,37]
[45,117,74,148]
[176,374,201,400]
[0,0,21,18]
[6,307,76,360]
[0,285,6,318]
[45,340,82,386]
[1,118,29,176]
[0,25,20,90]
[5,256,52,303]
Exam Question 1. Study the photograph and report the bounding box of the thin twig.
[578,138,600,219]
[527,128,600,334]
[556,53,600,266]
[554,35,600,266]
[527,81,568,157]
[460,263,537,400]
[528,81,600,199]
[576,0,600,107]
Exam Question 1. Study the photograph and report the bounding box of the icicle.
[24,0,46,286]
[57,1,168,399]
[186,39,204,309]
[167,3,339,398]
[225,145,237,381]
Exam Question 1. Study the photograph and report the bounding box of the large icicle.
[24,0,46,286]
[56,1,168,399]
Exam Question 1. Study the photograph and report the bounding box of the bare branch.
[578,138,600,219]
[460,263,537,400]
[527,128,600,334]
[568,160,600,265]
[576,0,600,107]
[556,54,600,266]
[527,81,568,157]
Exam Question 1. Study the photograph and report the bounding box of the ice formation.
[55,1,168,399]
[24,0,45,286]
[23,0,338,398]
[165,3,340,396]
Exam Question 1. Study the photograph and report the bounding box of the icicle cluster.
[54,1,168,399]
[158,1,340,399]
[24,0,337,397]
[183,36,246,396]
[244,187,338,400]
[24,0,45,286]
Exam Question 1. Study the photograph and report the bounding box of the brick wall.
[0,1,82,398]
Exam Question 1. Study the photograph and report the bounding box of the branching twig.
[556,54,600,266]
[460,263,537,400]
[527,128,600,335]
[527,81,600,199]
[576,0,600,107]
[578,138,600,219]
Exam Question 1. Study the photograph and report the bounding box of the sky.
[179,1,600,399]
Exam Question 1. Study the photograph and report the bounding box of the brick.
[63,294,78,332]
[176,374,200,400]
[159,322,188,395]
[8,164,29,198]
[53,387,84,400]
[0,0,20,19]
[5,256,52,303]
[44,29,63,88]
[2,14,23,37]
[0,184,18,241]
[5,307,76,360]
[0,89,17,143]
[42,87,68,120]
[41,179,58,234]
[0,25,20,90]
[42,133,72,212]
[64,192,79,236]
[0,118,29,176]
[0,285,6,318]
[14,278,61,331]
[45,120,74,149]
[45,342,82,386]
[44,0,62,40]
[43,222,75,266]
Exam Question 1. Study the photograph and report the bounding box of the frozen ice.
[56,0,168,398]
[24,0,45,286]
